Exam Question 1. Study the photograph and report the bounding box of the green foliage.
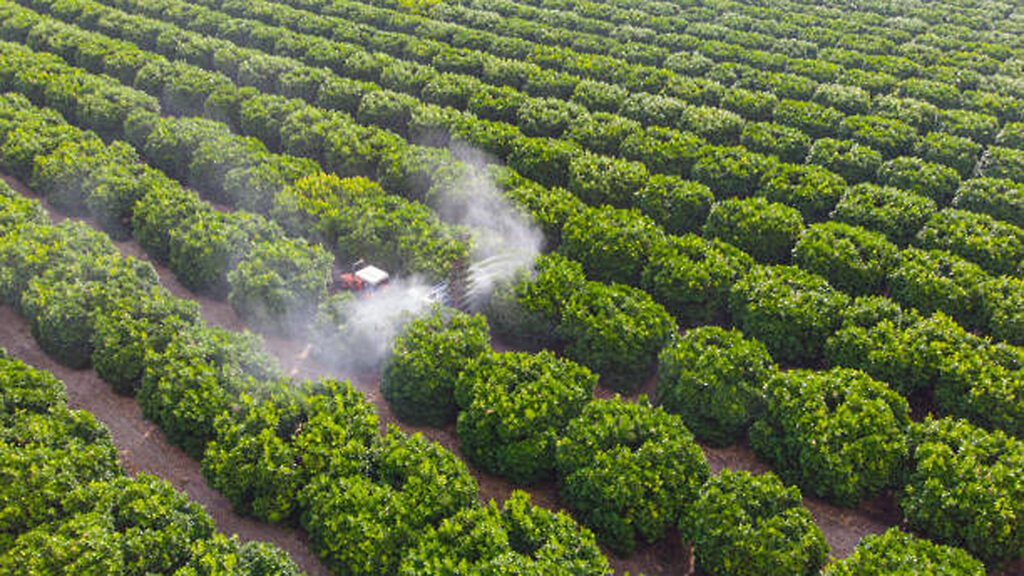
[984,276,1024,346]
[560,207,666,285]
[915,208,1024,275]
[508,136,580,188]
[641,234,754,325]
[683,470,828,576]
[902,417,1024,563]
[300,427,477,576]
[703,197,804,264]
[813,83,871,115]
[888,247,989,331]
[485,253,586,347]
[915,131,982,178]
[823,527,984,576]
[657,327,774,446]
[555,398,709,556]
[635,174,713,235]
[877,156,961,206]
[758,162,847,222]
[692,145,777,197]
[729,265,849,365]
[749,368,911,506]
[138,323,282,459]
[953,177,1024,228]
[679,105,745,144]
[980,145,1024,184]
[793,222,899,296]
[720,88,778,122]
[454,351,595,484]
[227,236,333,332]
[773,99,843,139]
[380,308,491,427]
[740,121,811,163]
[807,138,883,183]
[560,282,677,393]
[619,126,704,176]
[832,183,937,245]
[996,121,1024,150]
[567,152,648,208]
[399,491,611,575]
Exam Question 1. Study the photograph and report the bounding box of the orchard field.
[0,0,1023,574]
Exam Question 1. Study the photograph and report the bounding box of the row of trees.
[0,330,299,573]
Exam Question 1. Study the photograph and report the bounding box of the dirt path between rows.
[2,173,904,574]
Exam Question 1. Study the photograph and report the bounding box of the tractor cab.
[336,260,390,295]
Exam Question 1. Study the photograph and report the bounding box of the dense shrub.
[454,351,595,484]
[227,237,333,332]
[750,368,911,506]
[703,197,804,264]
[939,109,1000,145]
[874,95,941,134]
[560,282,676,393]
[485,253,586,347]
[657,327,775,446]
[508,137,580,188]
[300,427,477,576]
[399,491,610,575]
[876,156,961,205]
[555,398,709,556]
[914,131,982,178]
[902,417,1024,563]
[757,163,847,222]
[567,152,649,208]
[888,247,989,330]
[740,122,811,163]
[832,183,937,245]
[814,83,871,115]
[380,308,491,427]
[915,208,1024,275]
[560,207,666,285]
[138,323,281,458]
[984,276,1024,346]
[619,126,705,176]
[720,88,778,122]
[729,265,850,365]
[678,105,745,144]
[839,114,919,158]
[824,528,984,575]
[996,121,1024,150]
[692,145,777,197]
[635,174,713,235]
[773,99,843,139]
[952,177,1024,228]
[807,138,883,184]
[683,470,828,576]
[793,222,899,296]
[641,234,754,325]
[566,112,641,157]
[518,97,587,138]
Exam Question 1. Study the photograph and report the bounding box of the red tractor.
[335,260,390,296]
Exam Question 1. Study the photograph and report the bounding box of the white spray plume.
[316,144,543,373]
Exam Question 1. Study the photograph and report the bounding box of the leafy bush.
[984,276,1024,345]
[980,145,1024,183]
[641,234,754,325]
[566,112,641,156]
[807,138,883,183]
[227,237,333,332]
[902,417,1024,563]
[729,265,850,365]
[720,88,778,122]
[454,351,595,484]
[399,491,610,575]
[996,121,1024,150]
[692,145,777,197]
[555,397,709,556]
[380,308,491,427]
[619,126,704,176]
[703,197,804,264]
[683,470,828,576]
[876,156,961,205]
[793,222,899,296]
[300,427,477,576]
[757,162,847,222]
[952,177,1024,228]
[915,208,1024,275]
[560,282,677,393]
[773,99,843,139]
[915,131,982,178]
[813,83,871,115]
[678,105,745,144]
[567,152,649,208]
[508,136,580,188]
[888,247,989,330]
[138,323,282,459]
[740,121,811,163]
[750,368,911,506]
[832,183,937,245]
[560,207,666,285]
[485,253,586,347]
[657,327,774,446]
[635,174,713,235]
[823,527,984,576]
[940,109,1000,144]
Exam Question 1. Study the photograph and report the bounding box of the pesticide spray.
[315,147,542,373]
